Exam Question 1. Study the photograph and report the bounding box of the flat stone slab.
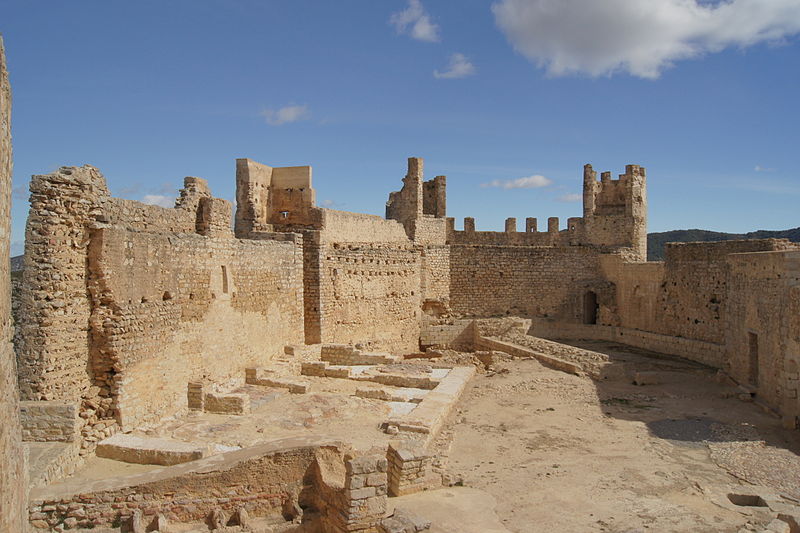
[95,434,209,466]
[389,487,511,533]
[388,366,475,443]
[356,387,428,403]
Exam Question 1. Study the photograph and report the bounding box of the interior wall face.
[90,227,304,429]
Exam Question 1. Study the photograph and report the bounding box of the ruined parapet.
[583,163,647,259]
[235,158,272,236]
[0,34,29,533]
[175,176,211,211]
[196,197,233,237]
[234,158,318,237]
[386,157,448,244]
[386,157,424,239]
[422,175,446,218]
[17,166,110,403]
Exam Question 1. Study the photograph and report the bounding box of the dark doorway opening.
[583,291,598,325]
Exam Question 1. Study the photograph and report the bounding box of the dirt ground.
[438,342,800,533]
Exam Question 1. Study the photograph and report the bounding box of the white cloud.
[390,0,441,42]
[481,174,553,189]
[142,194,174,208]
[492,0,800,78]
[556,193,583,203]
[755,165,776,172]
[261,104,311,126]
[434,53,477,79]
[12,184,27,200]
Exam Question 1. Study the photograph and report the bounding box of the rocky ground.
[433,342,800,533]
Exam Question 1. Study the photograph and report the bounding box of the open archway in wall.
[583,291,598,325]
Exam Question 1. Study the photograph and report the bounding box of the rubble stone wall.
[0,34,28,533]
[419,245,450,306]
[19,401,79,442]
[293,209,422,354]
[604,240,798,362]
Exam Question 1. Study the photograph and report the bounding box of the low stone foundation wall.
[320,344,400,365]
[387,445,434,497]
[28,438,389,532]
[531,320,725,368]
[419,320,475,350]
[26,442,81,489]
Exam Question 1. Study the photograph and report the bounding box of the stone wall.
[17,167,111,403]
[29,440,388,533]
[726,250,800,425]
[89,226,304,429]
[19,401,78,443]
[315,238,421,354]
[449,244,604,320]
[0,34,28,533]
[294,208,422,354]
[17,166,305,441]
[604,240,798,350]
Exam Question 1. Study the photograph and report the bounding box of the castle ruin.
[2,37,799,533]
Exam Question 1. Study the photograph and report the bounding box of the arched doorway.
[583,291,598,325]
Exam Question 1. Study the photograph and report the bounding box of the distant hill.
[10,254,23,272]
[647,227,800,261]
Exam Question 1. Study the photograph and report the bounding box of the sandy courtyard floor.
[440,343,800,533]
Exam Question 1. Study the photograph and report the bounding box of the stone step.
[245,367,309,394]
[95,434,209,466]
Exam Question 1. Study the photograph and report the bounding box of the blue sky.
[3,0,800,255]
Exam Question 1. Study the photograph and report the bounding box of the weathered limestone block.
[245,368,309,394]
[204,392,251,415]
[95,433,208,466]
[387,445,434,497]
[19,400,79,442]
